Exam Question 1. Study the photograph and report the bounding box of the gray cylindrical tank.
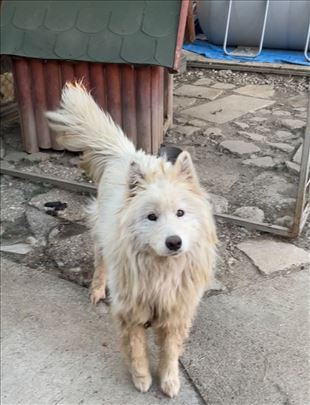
[197,0,310,51]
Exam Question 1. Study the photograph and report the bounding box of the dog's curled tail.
[46,81,135,182]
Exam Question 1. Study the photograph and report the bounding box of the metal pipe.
[223,0,270,58]
[304,21,310,63]
[291,89,310,237]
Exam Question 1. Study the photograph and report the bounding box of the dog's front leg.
[90,246,106,304]
[119,322,152,393]
[157,324,189,398]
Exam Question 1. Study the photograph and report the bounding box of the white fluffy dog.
[46,82,217,398]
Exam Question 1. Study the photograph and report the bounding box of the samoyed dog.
[46,82,217,398]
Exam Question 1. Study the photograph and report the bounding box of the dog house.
[0,0,193,154]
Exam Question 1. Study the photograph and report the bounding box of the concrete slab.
[211,82,236,90]
[220,140,260,156]
[242,156,275,168]
[193,78,213,86]
[293,145,303,164]
[174,85,222,101]
[173,96,197,111]
[1,259,202,405]
[234,85,275,99]
[182,95,274,124]
[182,271,310,405]
[237,240,310,275]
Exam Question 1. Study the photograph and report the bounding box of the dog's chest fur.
[110,252,206,328]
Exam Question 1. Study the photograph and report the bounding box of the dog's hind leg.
[89,246,106,305]
[119,321,152,393]
[156,323,190,398]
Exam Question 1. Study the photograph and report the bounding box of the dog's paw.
[132,373,152,393]
[160,374,180,398]
[89,286,106,305]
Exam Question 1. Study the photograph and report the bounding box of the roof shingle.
[1,0,183,68]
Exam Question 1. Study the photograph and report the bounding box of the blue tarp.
[184,40,310,67]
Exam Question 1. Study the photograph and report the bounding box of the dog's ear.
[174,151,199,184]
[128,161,145,196]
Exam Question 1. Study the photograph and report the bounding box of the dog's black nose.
[166,235,182,252]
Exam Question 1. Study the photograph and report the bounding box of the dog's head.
[122,151,217,258]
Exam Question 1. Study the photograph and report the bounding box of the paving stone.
[26,206,59,240]
[24,152,50,164]
[256,127,270,134]
[182,95,274,124]
[0,243,32,255]
[268,142,294,153]
[211,82,235,90]
[272,110,288,117]
[208,193,229,214]
[0,138,5,159]
[258,108,271,115]
[4,151,28,163]
[281,118,306,130]
[174,116,188,125]
[29,189,87,222]
[239,131,266,143]
[193,77,213,86]
[275,215,294,227]
[182,271,310,404]
[242,156,275,168]
[220,140,260,156]
[0,186,25,222]
[293,145,303,164]
[175,125,200,137]
[188,119,207,127]
[174,96,197,111]
[204,127,223,137]
[234,84,275,99]
[275,130,295,141]
[233,206,264,222]
[296,112,307,119]
[174,84,222,100]
[233,122,249,130]
[285,161,300,174]
[249,116,267,122]
[288,94,308,108]
[238,240,310,275]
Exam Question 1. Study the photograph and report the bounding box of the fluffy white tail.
[46,82,135,181]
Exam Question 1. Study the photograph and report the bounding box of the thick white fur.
[46,83,217,398]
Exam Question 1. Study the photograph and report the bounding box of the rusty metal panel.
[106,64,122,126]
[13,58,166,154]
[30,59,51,149]
[45,60,63,150]
[121,65,137,145]
[89,63,107,110]
[60,62,75,87]
[136,67,152,152]
[13,58,38,153]
[74,62,90,90]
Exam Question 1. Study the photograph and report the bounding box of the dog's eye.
[176,209,185,217]
[147,213,158,221]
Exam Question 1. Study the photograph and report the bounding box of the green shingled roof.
[0,0,183,68]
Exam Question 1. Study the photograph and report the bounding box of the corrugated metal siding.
[12,58,168,154]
